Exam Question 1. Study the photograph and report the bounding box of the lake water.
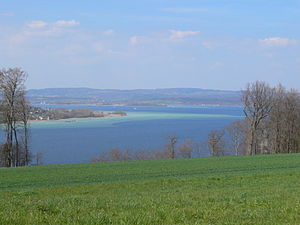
[30,105,244,164]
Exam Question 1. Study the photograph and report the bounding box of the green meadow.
[1,154,300,224]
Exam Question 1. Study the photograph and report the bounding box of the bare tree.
[267,84,286,154]
[261,86,300,154]
[165,135,178,159]
[91,153,108,162]
[35,151,44,165]
[91,147,170,162]
[192,141,208,157]
[130,149,147,161]
[277,89,300,153]
[0,68,30,167]
[19,94,30,165]
[284,90,300,153]
[0,144,8,166]
[178,139,193,158]
[242,81,274,155]
[108,148,131,161]
[207,130,225,157]
[226,120,248,155]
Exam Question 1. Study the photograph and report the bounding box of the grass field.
[1,154,300,224]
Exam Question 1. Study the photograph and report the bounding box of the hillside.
[1,154,300,224]
[27,88,242,106]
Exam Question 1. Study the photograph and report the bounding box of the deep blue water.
[30,105,243,164]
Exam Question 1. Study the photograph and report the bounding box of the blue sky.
[0,0,299,90]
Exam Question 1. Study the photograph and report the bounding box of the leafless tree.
[226,120,248,155]
[267,84,286,154]
[178,139,193,158]
[0,68,30,167]
[192,141,208,157]
[207,130,225,157]
[242,81,274,155]
[19,94,30,165]
[274,89,300,153]
[91,147,171,162]
[91,153,108,162]
[35,151,44,165]
[283,90,300,153]
[165,135,178,159]
[151,149,169,160]
[258,86,300,155]
[108,148,131,161]
[0,144,8,166]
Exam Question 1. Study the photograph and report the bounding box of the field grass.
[1,154,300,224]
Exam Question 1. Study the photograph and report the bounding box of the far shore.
[29,113,127,123]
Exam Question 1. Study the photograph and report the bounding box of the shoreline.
[29,113,127,123]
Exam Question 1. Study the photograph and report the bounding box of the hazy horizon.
[1,0,299,90]
[27,86,242,91]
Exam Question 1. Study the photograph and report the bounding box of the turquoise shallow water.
[30,111,241,129]
[28,105,244,164]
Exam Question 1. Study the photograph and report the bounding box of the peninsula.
[29,106,127,121]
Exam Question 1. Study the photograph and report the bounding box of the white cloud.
[129,30,200,46]
[27,20,80,29]
[103,29,114,36]
[259,37,293,47]
[27,21,48,29]
[6,20,80,44]
[23,20,79,39]
[169,30,200,41]
[53,20,80,27]
[130,36,143,45]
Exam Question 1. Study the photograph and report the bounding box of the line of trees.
[91,136,204,162]
[207,81,300,156]
[0,68,31,167]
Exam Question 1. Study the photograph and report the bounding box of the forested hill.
[27,88,242,105]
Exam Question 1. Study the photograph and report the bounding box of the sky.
[0,0,300,90]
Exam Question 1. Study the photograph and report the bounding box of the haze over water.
[30,105,243,164]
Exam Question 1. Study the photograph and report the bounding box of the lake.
[29,105,244,164]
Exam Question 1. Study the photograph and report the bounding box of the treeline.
[91,136,204,162]
[208,81,300,156]
[0,68,31,167]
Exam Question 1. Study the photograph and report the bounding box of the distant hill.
[27,88,242,105]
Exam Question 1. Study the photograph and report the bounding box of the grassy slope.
[1,154,300,224]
